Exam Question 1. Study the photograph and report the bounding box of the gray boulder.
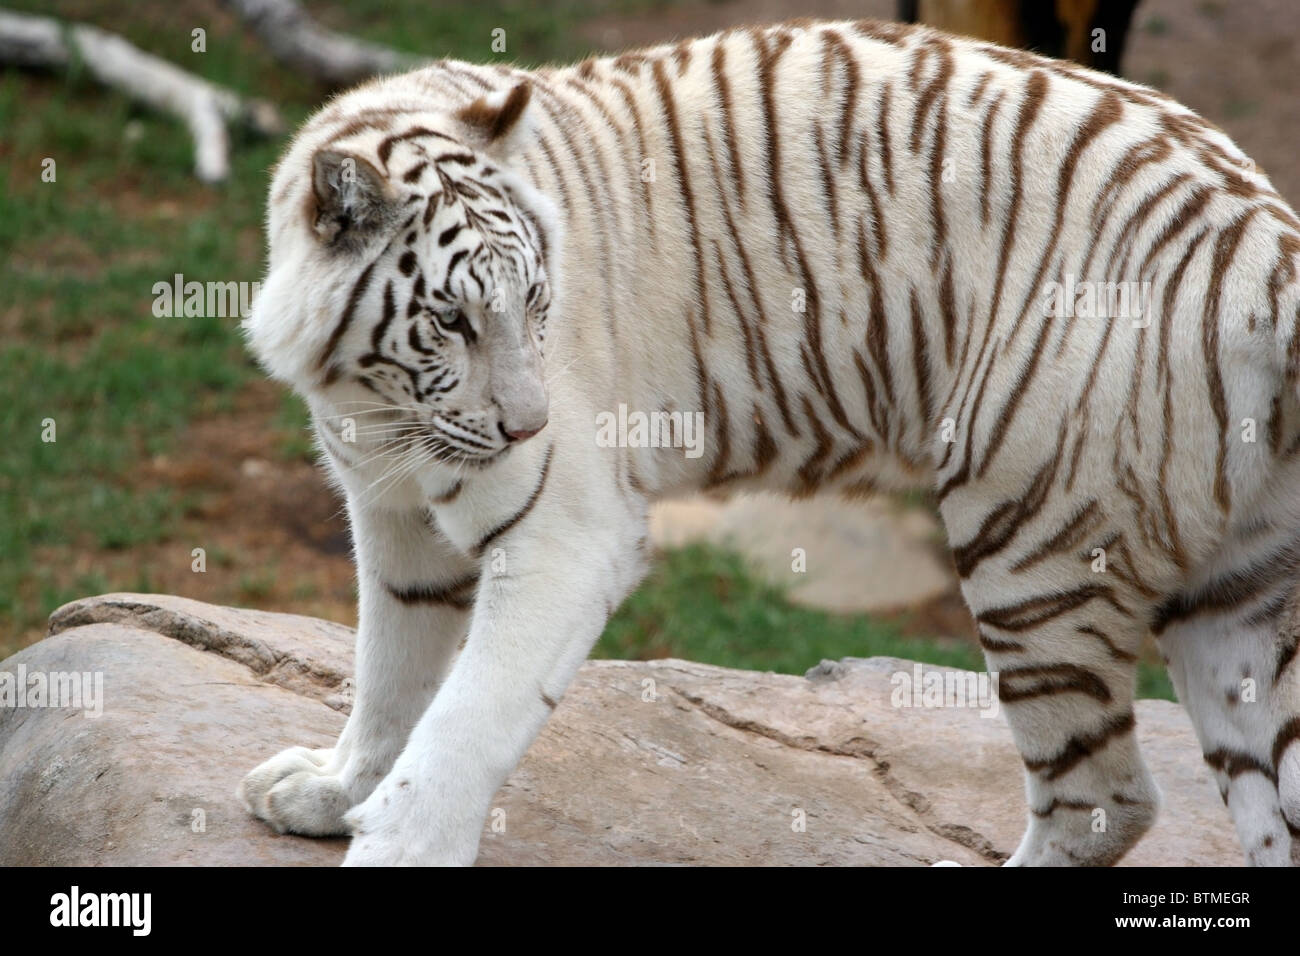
[0,593,1238,866]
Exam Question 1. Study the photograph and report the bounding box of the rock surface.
[650,493,954,614]
[0,593,1239,866]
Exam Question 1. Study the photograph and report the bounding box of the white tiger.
[239,19,1300,865]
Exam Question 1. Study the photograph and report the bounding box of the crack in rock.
[668,684,1006,864]
[47,597,350,705]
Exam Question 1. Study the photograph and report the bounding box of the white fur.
[239,21,1300,866]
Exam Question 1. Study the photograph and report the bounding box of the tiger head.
[246,80,560,466]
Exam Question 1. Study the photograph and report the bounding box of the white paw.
[340,776,478,866]
[931,860,962,866]
[238,746,354,836]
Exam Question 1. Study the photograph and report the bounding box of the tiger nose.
[500,421,547,442]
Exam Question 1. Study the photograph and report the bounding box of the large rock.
[0,594,1238,866]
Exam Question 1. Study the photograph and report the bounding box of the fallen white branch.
[0,9,282,182]
[220,0,421,87]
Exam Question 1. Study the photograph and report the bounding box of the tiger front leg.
[341,503,646,866]
[239,501,476,836]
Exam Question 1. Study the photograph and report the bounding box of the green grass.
[597,544,1176,701]
[597,544,984,675]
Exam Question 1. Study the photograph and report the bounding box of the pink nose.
[503,423,545,442]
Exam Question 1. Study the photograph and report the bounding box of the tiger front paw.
[238,746,355,837]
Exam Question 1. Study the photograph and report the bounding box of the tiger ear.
[455,82,533,155]
[311,149,397,248]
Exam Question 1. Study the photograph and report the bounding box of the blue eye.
[436,309,477,344]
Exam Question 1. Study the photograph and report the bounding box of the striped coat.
[242,19,1300,866]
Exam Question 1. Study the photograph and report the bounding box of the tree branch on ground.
[219,0,422,88]
[0,8,282,183]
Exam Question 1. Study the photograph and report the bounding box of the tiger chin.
[239,19,1300,866]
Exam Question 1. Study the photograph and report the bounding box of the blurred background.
[3,0,1297,696]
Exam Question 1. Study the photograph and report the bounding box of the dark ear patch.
[311,149,396,248]
[455,82,532,147]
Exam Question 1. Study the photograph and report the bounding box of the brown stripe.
[1024,711,1136,781]
[857,222,896,409]
[820,29,861,168]
[977,627,1025,653]
[752,31,842,431]
[1154,229,1211,570]
[652,58,711,334]
[1006,90,1123,353]
[608,76,656,245]
[1011,499,1102,573]
[1272,717,1300,770]
[951,439,1064,578]
[1203,748,1277,783]
[713,168,799,436]
[1032,798,1098,818]
[858,133,887,262]
[877,80,895,196]
[528,80,622,298]
[317,261,377,371]
[713,237,762,393]
[909,37,953,154]
[384,571,479,610]
[1075,624,1139,663]
[975,304,1054,480]
[1206,211,1260,513]
[1151,541,1300,634]
[672,38,692,76]
[938,256,957,365]
[1106,173,1194,282]
[850,19,911,46]
[1136,184,1214,280]
[963,71,1048,477]
[977,91,1005,227]
[853,348,887,440]
[794,395,835,496]
[1277,627,1299,682]
[999,663,1112,705]
[927,95,949,268]
[706,381,733,488]
[472,445,554,557]
[1086,137,1173,264]
[978,583,1131,633]
[430,480,463,505]
[751,406,779,477]
[814,124,840,240]
[711,41,746,205]
[936,353,994,501]
[909,287,934,429]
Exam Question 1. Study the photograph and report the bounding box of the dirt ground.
[31,379,360,637]
[25,0,1300,646]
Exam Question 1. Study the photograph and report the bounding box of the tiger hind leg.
[1155,529,1300,866]
[957,567,1161,866]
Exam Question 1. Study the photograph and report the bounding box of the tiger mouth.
[418,422,505,465]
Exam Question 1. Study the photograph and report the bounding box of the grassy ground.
[0,0,1176,700]
[596,544,1175,698]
